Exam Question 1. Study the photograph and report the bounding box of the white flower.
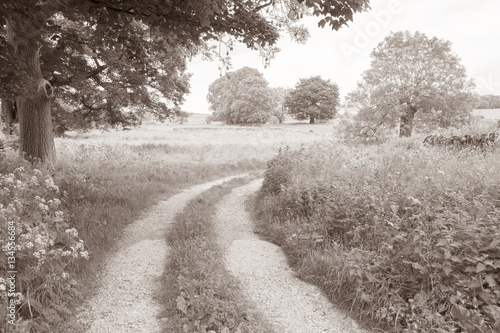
[65,228,78,238]
[39,203,49,212]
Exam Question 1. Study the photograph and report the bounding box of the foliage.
[254,140,500,332]
[0,0,370,132]
[346,31,477,137]
[161,178,275,333]
[476,95,500,109]
[0,165,89,331]
[45,17,193,132]
[285,76,340,123]
[270,87,292,124]
[207,67,275,124]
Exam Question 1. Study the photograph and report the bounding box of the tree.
[207,67,275,124]
[271,87,292,123]
[0,0,370,165]
[477,94,500,109]
[285,76,340,123]
[346,31,477,137]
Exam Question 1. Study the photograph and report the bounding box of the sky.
[182,0,500,114]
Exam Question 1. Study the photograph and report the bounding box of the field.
[1,114,500,332]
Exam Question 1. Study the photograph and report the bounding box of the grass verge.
[159,176,275,333]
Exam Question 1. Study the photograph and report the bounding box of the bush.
[0,166,88,331]
[254,141,500,332]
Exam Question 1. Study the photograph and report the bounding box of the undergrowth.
[1,139,264,332]
[253,140,500,333]
[160,176,275,333]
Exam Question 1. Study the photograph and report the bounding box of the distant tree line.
[476,94,500,109]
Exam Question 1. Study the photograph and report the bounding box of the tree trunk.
[6,20,56,166]
[1,99,17,135]
[399,108,416,137]
[309,117,315,124]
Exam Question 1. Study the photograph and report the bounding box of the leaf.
[176,296,188,314]
[485,274,497,287]
[476,262,487,273]
[451,305,485,333]
[443,265,453,276]
[468,280,481,289]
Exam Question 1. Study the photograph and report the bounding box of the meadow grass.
[1,118,334,331]
[252,138,500,332]
[159,176,276,333]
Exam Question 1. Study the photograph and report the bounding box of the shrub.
[254,141,500,332]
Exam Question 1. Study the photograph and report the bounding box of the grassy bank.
[159,176,275,333]
[252,140,500,332]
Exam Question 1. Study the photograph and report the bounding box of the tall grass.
[253,139,500,332]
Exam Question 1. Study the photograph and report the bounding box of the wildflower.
[13,167,25,174]
[44,178,59,192]
[80,251,89,259]
[61,272,70,280]
[39,203,49,212]
[65,228,78,237]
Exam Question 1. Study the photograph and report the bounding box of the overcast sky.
[182,0,500,114]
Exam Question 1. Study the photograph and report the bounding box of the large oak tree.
[1,0,370,165]
[346,31,477,137]
[207,66,274,124]
[285,76,340,123]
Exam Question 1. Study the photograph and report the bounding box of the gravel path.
[74,174,248,333]
[215,179,371,333]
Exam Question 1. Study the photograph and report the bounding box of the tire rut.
[74,174,249,333]
[215,179,371,333]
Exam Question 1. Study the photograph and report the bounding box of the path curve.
[215,179,371,333]
[74,174,249,333]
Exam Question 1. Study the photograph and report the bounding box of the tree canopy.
[346,31,477,137]
[285,76,340,123]
[476,94,500,109]
[0,0,370,165]
[207,66,275,124]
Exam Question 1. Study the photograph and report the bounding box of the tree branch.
[254,0,275,12]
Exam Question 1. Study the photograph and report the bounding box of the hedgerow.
[254,141,500,332]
